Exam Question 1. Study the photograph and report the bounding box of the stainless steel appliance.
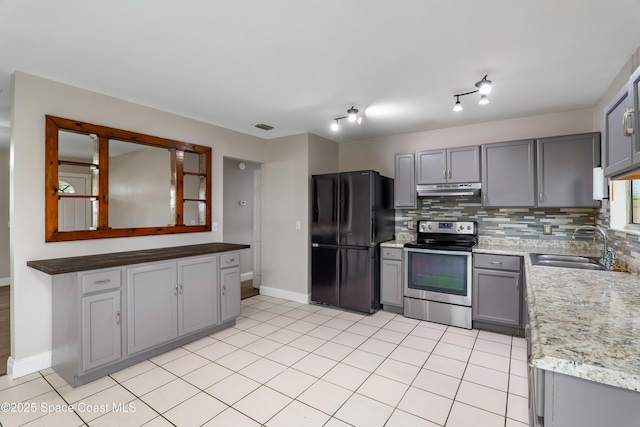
[416,182,481,197]
[311,170,394,313]
[403,220,477,329]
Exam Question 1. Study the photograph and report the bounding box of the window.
[58,180,76,194]
[632,180,640,225]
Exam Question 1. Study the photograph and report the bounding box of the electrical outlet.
[295,221,301,230]
[543,224,552,235]
[407,220,415,230]
[212,222,218,232]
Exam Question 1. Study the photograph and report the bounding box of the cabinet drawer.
[220,252,239,268]
[381,248,402,260]
[81,269,121,295]
[473,254,521,271]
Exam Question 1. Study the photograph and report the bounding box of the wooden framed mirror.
[45,116,212,242]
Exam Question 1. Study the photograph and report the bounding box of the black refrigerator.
[311,170,394,313]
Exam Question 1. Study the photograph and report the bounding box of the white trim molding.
[7,352,52,379]
[0,277,9,286]
[258,286,309,304]
[240,272,254,283]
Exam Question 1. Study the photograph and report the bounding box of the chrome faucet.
[571,225,616,270]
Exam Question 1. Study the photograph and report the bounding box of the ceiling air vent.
[254,123,274,131]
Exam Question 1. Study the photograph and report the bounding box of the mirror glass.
[46,116,212,242]
[108,139,171,229]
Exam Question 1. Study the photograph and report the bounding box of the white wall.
[0,149,9,281]
[10,72,273,375]
[260,134,310,301]
[339,108,594,177]
[223,157,261,275]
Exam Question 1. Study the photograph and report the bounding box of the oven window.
[408,252,467,296]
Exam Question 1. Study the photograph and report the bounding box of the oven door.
[404,248,472,306]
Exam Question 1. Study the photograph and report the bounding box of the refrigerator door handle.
[312,243,319,247]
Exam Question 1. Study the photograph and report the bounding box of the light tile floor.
[0,295,529,426]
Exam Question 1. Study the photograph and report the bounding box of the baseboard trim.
[240,272,254,282]
[0,277,10,286]
[8,352,52,379]
[258,286,309,304]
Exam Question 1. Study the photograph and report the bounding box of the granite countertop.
[474,242,640,391]
[380,240,408,248]
[27,242,250,275]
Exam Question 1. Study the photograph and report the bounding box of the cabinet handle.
[174,285,178,296]
[516,277,519,290]
[226,258,235,263]
[538,192,543,203]
[116,310,120,326]
[179,283,183,295]
[448,170,451,179]
[483,193,488,202]
[623,106,635,136]
[442,170,446,179]
[490,260,502,265]
[222,286,226,296]
[94,279,111,285]
[410,193,414,203]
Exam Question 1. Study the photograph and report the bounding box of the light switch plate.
[543,224,552,235]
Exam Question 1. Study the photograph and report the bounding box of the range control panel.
[417,221,477,235]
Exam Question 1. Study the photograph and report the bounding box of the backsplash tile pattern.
[597,201,640,271]
[396,196,598,239]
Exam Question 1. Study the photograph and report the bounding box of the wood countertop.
[27,242,250,275]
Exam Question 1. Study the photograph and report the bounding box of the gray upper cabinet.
[482,139,536,207]
[416,146,480,184]
[631,66,640,166]
[604,82,634,177]
[537,133,601,208]
[394,153,416,208]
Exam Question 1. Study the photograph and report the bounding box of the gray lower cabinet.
[380,248,403,309]
[473,254,522,334]
[481,139,536,207]
[52,252,240,387]
[127,262,179,355]
[220,252,241,322]
[536,133,601,207]
[81,290,121,372]
[529,368,640,427]
[394,153,416,208]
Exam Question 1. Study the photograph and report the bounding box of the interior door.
[58,173,91,231]
[253,169,261,287]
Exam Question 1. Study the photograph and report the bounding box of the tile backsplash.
[396,196,598,239]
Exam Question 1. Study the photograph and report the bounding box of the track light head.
[475,75,492,95]
[479,94,489,105]
[347,106,359,122]
[331,120,339,131]
[453,96,463,112]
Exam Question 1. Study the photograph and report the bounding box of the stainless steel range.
[404,220,477,329]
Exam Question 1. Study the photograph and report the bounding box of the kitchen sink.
[530,253,607,271]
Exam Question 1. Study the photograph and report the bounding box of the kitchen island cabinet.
[28,242,248,387]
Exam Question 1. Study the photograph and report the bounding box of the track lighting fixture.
[452,75,493,112]
[330,106,363,131]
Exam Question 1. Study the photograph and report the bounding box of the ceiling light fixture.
[452,75,493,112]
[330,106,363,131]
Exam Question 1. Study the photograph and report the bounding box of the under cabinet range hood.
[417,183,481,197]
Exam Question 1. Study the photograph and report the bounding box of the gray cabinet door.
[81,290,121,372]
[631,66,640,166]
[416,149,447,184]
[178,256,218,336]
[473,269,520,326]
[537,133,601,207]
[394,153,416,208]
[380,259,403,307]
[127,262,178,355]
[220,266,241,322]
[448,146,480,183]
[481,139,536,207]
[604,82,634,177]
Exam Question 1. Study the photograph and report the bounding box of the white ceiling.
[1,0,640,146]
